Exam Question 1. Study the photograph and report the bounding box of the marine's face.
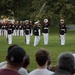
[60,21,64,24]
[44,21,47,23]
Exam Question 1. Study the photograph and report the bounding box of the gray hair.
[57,52,75,72]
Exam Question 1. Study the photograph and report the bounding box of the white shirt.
[18,67,28,75]
[0,61,28,75]
[28,68,54,75]
[0,61,7,68]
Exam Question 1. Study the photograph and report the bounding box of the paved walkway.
[67,25,75,30]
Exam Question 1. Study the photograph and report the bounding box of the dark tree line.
[0,0,75,25]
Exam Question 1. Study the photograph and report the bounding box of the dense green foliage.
[0,0,75,24]
[0,27,75,71]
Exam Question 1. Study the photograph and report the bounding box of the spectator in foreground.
[52,52,75,75]
[72,54,75,75]
[0,44,28,75]
[23,54,30,73]
[28,48,54,75]
[47,55,58,72]
[0,46,26,75]
[0,44,18,68]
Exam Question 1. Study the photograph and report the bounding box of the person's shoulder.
[0,61,7,68]
[48,70,54,74]
[28,69,37,75]
[19,67,27,72]
[0,64,7,69]
[45,69,54,75]
[18,67,28,75]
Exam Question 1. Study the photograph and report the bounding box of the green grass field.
[0,27,75,71]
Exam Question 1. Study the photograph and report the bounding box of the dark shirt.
[15,24,19,30]
[12,24,16,30]
[19,24,23,30]
[8,29,12,34]
[59,24,67,35]
[0,69,21,75]
[0,23,2,29]
[52,69,71,75]
[25,24,31,35]
[7,24,13,34]
[2,25,6,29]
[42,23,50,33]
[33,26,40,36]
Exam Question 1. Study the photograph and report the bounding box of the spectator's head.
[8,44,18,53]
[57,52,74,72]
[7,46,26,69]
[23,54,30,69]
[6,44,19,61]
[35,48,50,67]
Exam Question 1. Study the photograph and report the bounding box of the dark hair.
[23,54,30,68]
[8,44,18,53]
[7,46,26,66]
[35,48,49,66]
[58,52,74,72]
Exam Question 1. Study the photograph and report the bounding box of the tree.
[0,0,13,17]
[0,0,75,24]
[31,0,75,24]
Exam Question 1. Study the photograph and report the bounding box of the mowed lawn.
[0,27,75,71]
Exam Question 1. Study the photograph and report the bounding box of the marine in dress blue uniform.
[59,19,67,45]
[0,22,2,36]
[7,21,13,44]
[19,21,24,36]
[12,22,16,36]
[33,22,40,46]
[16,21,19,36]
[42,19,50,45]
[24,20,31,45]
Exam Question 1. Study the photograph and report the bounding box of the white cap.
[34,22,38,24]
[44,19,48,23]
[25,20,29,23]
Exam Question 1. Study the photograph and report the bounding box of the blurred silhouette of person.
[23,54,30,73]
[28,48,54,75]
[0,46,26,75]
[53,52,75,75]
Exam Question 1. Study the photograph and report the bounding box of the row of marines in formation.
[0,19,50,36]
[0,20,34,36]
[0,18,67,46]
